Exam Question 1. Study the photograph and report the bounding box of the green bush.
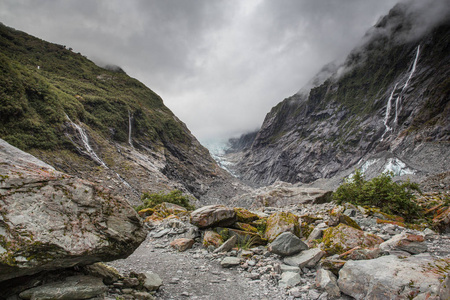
[135,190,195,211]
[333,170,422,221]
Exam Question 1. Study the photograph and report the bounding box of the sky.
[0,0,401,142]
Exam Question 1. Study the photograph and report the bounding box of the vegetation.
[0,23,189,151]
[333,170,422,221]
[135,190,195,211]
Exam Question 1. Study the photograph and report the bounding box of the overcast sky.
[0,0,400,142]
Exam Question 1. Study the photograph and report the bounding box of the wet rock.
[268,232,308,256]
[322,223,384,255]
[338,254,449,299]
[380,233,427,254]
[190,205,236,229]
[279,271,301,288]
[0,140,146,282]
[264,212,301,242]
[284,248,325,269]
[221,257,241,268]
[143,271,163,291]
[170,238,195,252]
[19,275,107,299]
[316,269,340,297]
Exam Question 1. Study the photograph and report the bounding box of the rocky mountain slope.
[0,23,246,205]
[231,1,450,187]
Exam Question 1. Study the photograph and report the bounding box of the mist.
[0,0,410,142]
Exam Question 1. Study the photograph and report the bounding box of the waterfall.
[394,45,420,125]
[65,114,135,190]
[128,110,133,147]
[65,114,108,168]
[380,45,420,141]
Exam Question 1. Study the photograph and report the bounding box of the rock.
[268,232,308,256]
[432,207,450,233]
[220,257,241,268]
[143,271,163,291]
[228,229,266,246]
[281,264,301,273]
[439,273,450,300]
[338,246,381,260]
[170,238,195,252]
[322,223,384,255]
[190,205,236,229]
[138,208,155,218]
[83,262,122,285]
[316,269,341,297]
[134,291,155,300]
[319,257,347,276]
[284,248,325,268]
[234,207,260,223]
[0,140,146,282]
[380,233,427,254]
[153,202,188,218]
[214,235,237,253]
[306,223,327,245]
[202,230,224,248]
[338,254,450,299]
[19,275,107,299]
[234,222,258,233]
[329,211,362,231]
[123,277,140,287]
[264,212,301,242]
[279,271,301,288]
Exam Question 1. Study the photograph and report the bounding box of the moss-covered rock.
[234,208,260,223]
[264,212,301,242]
[152,202,188,218]
[202,231,223,248]
[234,222,258,233]
[322,224,383,255]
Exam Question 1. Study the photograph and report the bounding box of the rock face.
[230,2,450,187]
[338,254,450,299]
[0,139,146,282]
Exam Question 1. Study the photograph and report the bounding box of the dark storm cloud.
[1,0,403,141]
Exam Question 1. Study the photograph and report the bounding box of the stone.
[190,205,236,229]
[234,207,260,223]
[268,232,308,256]
[220,257,241,268]
[264,212,301,242]
[143,271,163,291]
[0,139,146,282]
[214,235,237,253]
[319,257,347,276]
[280,264,301,273]
[134,292,155,300]
[123,277,140,287]
[316,269,340,297]
[338,246,381,260]
[83,262,122,285]
[438,273,450,300]
[202,230,223,248]
[19,275,107,299]
[170,238,195,252]
[234,222,258,233]
[306,223,327,245]
[329,212,362,231]
[338,254,450,299]
[279,271,301,288]
[152,202,188,218]
[228,229,266,246]
[432,207,450,233]
[380,233,427,254]
[322,223,384,255]
[284,248,325,268]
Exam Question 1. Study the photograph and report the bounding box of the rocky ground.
[106,200,450,300]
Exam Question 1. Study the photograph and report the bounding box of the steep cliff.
[0,23,245,205]
[233,1,450,186]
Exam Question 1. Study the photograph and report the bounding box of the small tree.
[333,170,421,221]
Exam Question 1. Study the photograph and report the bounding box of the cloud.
[0,0,400,141]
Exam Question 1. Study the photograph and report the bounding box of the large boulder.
[264,212,301,242]
[338,254,450,299]
[380,233,427,254]
[268,232,308,256]
[322,223,383,255]
[190,205,236,228]
[0,139,146,282]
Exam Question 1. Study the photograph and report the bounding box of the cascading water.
[65,114,134,190]
[128,110,134,148]
[65,114,108,168]
[380,45,420,141]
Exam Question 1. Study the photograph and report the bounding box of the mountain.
[0,23,245,205]
[230,0,450,187]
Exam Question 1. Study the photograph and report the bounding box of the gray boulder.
[19,275,107,299]
[143,271,163,291]
[221,257,241,268]
[268,232,308,256]
[279,271,302,288]
[379,233,427,254]
[0,139,147,282]
[338,254,449,299]
[284,248,325,268]
[316,268,340,297]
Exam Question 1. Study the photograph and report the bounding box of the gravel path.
[108,234,287,300]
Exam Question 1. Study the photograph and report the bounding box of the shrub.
[333,170,422,221]
[135,190,195,211]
